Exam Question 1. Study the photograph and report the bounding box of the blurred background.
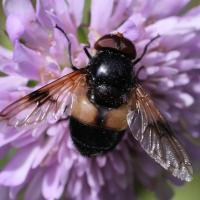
[0,0,200,200]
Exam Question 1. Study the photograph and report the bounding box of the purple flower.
[0,0,200,200]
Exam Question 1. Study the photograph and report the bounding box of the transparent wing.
[127,83,193,182]
[0,69,87,132]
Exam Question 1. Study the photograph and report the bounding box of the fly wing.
[127,83,193,182]
[0,69,87,132]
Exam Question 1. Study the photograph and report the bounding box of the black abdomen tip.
[70,116,125,157]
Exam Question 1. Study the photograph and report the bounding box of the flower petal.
[51,0,76,33]
[42,163,64,199]
[0,144,10,160]
[36,0,53,31]
[24,168,45,200]
[67,0,85,27]
[15,61,40,80]
[6,14,25,45]
[90,0,114,35]
[0,141,40,186]
[13,41,47,66]
[3,0,35,26]
[116,20,140,41]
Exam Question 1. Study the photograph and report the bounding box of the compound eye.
[120,37,136,59]
[94,34,136,60]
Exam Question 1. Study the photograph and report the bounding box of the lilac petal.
[109,0,132,28]
[36,0,53,31]
[109,152,125,174]
[67,173,77,197]
[102,159,113,180]
[153,0,190,18]
[15,61,40,80]
[155,179,174,200]
[51,0,75,33]
[178,93,194,107]
[2,63,18,76]
[160,34,187,51]
[47,124,60,136]
[75,156,90,177]
[4,0,49,50]
[145,16,178,36]
[60,156,74,175]
[116,20,139,41]
[78,176,91,200]
[21,21,49,52]
[178,6,200,31]
[96,156,107,167]
[40,0,53,10]
[67,173,82,198]
[178,59,196,72]
[166,108,179,123]
[118,142,130,162]
[107,179,117,194]
[60,158,73,183]
[74,51,88,67]
[24,169,45,200]
[114,173,128,189]
[0,144,10,160]
[41,150,57,166]
[50,46,65,64]
[136,52,159,67]
[6,14,25,45]
[169,175,184,186]
[137,69,148,80]
[154,98,170,110]
[54,124,68,145]
[62,67,73,76]
[0,56,18,76]
[32,137,55,168]
[139,0,190,20]
[141,52,167,67]
[3,0,35,26]
[137,155,161,177]
[135,166,153,189]
[0,92,22,111]
[156,78,174,91]
[46,11,65,30]
[90,0,114,35]
[0,76,27,92]
[192,82,200,93]
[165,50,180,62]
[32,125,48,138]
[0,185,9,200]
[42,164,63,199]
[47,11,68,50]
[13,41,47,65]
[0,141,40,186]
[98,186,113,200]
[86,161,100,191]
[9,170,33,200]
[67,0,85,27]
[11,131,42,148]
[47,62,60,77]
[0,46,13,60]
[67,34,80,55]
[173,73,190,86]
[128,13,142,26]
[155,66,178,77]
[87,30,96,48]
[58,139,67,164]
[146,66,159,75]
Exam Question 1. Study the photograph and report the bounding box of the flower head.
[0,0,200,200]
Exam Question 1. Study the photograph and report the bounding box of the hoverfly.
[0,25,193,182]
